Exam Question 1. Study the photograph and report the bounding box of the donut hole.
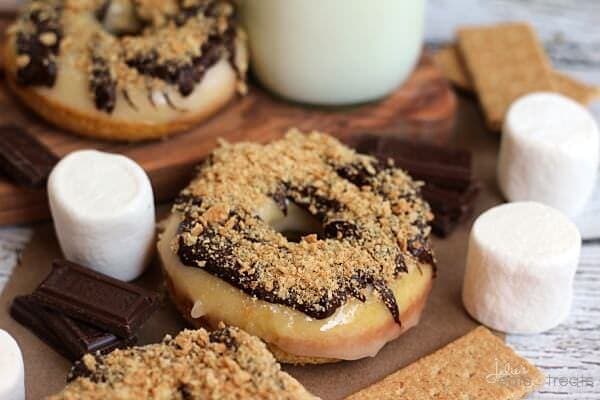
[97,0,144,37]
[262,201,324,243]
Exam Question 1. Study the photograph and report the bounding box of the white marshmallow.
[462,202,581,334]
[0,330,25,400]
[48,150,155,281]
[497,92,599,217]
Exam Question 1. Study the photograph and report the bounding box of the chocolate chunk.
[355,134,473,191]
[0,125,58,187]
[421,182,480,237]
[421,182,481,216]
[32,260,160,338]
[11,295,135,361]
[10,295,72,359]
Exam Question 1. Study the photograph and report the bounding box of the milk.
[239,0,425,105]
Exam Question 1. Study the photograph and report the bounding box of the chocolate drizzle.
[124,2,236,98]
[408,238,436,275]
[176,186,408,324]
[174,0,215,27]
[335,160,383,188]
[68,355,102,383]
[122,89,138,110]
[126,52,199,97]
[172,133,436,326]
[90,57,116,113]
[177,225,345,319]
[15,4,63,87]
[271,185,289,215]
[323,220,360,240]
[13,0,244,112]
[286,184,343,220]
[125,32,230,98]
[177,225,401,322]
[395,254,408,274]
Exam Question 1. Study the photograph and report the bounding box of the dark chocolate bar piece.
[350,134,481,236]
[11,295,136,361]
[431,203,476,237]
[0,125,58,187]
[425,183,479,237]
[421,182,481,216]
[10,295,73,360]
[32,260,159,338]
[353,134,473,191]
[35,299,137,359]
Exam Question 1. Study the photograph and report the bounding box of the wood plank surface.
[0,54,456,226]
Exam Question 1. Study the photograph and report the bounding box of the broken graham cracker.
[346,326,544,400]
[458,23,555,130]
[436,44,600,105]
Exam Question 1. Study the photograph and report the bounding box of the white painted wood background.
[427,2,600,399]
[1,1,599,398]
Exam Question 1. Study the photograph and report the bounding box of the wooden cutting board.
[0,53,457,226]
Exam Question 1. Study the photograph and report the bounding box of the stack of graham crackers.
[435,22,600,131]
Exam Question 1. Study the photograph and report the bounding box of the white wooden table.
[427,2,600,398]
[1,1,600,398]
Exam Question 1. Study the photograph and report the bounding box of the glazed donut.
[158,130,436,364]
[4,0,248,141]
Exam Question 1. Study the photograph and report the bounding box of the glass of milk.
[238,0,425,105]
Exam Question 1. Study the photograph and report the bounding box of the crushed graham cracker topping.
[172,130,436,323]
[12,0,247,112]
[49,326,317,400]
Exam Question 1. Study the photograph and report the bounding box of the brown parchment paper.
[0,98,503,400]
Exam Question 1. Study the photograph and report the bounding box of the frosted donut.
[4,0,248,141]
[158,130,436,364]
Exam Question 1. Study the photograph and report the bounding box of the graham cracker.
[457,23,555,131]
[346,326,544,400]
[552,71,600,104]
[434,46,474,91]
[436,44,600,106]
